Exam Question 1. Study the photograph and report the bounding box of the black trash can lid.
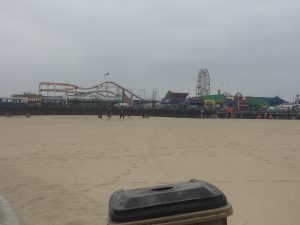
[109,179,228,222]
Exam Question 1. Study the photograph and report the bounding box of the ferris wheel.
[196,68,210,97]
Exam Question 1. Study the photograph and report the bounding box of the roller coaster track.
[39,81,143,100]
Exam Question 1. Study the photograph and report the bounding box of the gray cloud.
[0,0,299,100]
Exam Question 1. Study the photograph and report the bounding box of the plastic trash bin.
[108,179,233,225]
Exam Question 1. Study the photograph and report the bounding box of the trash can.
[108,179,233,225]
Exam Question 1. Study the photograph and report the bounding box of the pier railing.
[0,107,299,120]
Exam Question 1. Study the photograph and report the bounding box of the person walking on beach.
[106,107,112,120]
[120,107,125,120]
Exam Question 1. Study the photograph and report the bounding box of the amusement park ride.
[196,68,210,97]
[39,81,145,103]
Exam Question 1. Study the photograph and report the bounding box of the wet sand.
[0,116,299,225]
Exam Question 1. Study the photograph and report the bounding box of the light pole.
[297,94,300,120]
[81,92,83,111]
[237,92,240,111]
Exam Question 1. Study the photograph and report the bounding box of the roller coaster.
[39,81,144,102]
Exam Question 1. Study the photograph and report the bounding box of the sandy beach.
[0,116,299,225]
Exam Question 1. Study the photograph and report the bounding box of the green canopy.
[246,97,268,107]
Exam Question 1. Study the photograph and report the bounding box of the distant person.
[287,108,291,119]
[227,112,231,119]
[106,107,112,120]
[120,107,125,120]
[226,108,232,119]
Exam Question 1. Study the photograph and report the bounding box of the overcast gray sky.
[0,0,299,100]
